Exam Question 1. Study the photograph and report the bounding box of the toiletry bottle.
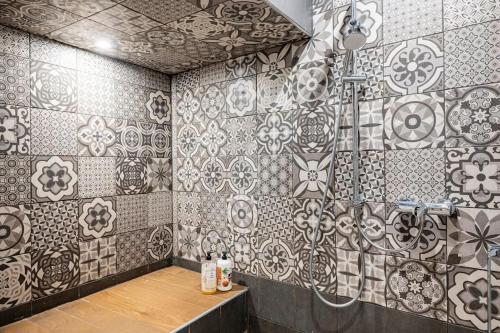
[201,252,217,295]
[216,252,232,291]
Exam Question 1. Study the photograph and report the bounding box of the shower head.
[342,23,367,50]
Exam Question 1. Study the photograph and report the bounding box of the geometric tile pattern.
[148,192,172,226]
[0,155,31,206]
[78,157,116,198]
[116,194,148,233]
[0,254,31,311]
[78,197,117,241]
[79,236,117,284]
[257,196,293,241]
[0,104,30,154]
[0,53,30,106]
[31,108,78,156]
[115,157,148,195]
[0,205,30,257]
[443,0,500,30]
[31,155,77,203]
[147,224,173,262]
[77,114,116,157]
[117,230,148,273]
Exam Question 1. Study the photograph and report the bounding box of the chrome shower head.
[342,23,367,50]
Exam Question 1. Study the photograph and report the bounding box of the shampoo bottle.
[201,252,217,295]
[216,252,232,291]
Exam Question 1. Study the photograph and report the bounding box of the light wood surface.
[1,266,247,333]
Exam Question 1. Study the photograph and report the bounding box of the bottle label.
[202,263,216,291]
[217,266,232,289]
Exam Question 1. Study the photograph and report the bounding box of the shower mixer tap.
[394,199,456,217]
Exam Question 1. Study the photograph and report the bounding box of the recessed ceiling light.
[95,38,113,50]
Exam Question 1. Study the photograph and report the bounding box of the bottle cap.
[221,251,227,260]
[206,252,212,260]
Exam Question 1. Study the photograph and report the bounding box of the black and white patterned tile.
[199,62,226,87]
[32,243,80,299]
[0,155,30,206]
[31,156,78,202]
[337,249,386,306]
[448,266,500,331]
[117,194,148,233]
[116,229,148,272]
[228,194,258,237]
[293,152,334,199]
[225,155,258,195]
[256,68,294,113]
[91,4,162,35]
[0,53,30,106]
[0,25,29,57]
[257,111,293,155]
[148,192,172,226]
[30,35,76,69]
[31,200,78,251]
[293,105,336,153]
[226,54,257,81]
[77,114,116,157]
[0,104,30,155]
[447,147,500,208]
[444,21,500,89]
[198,82,227,120]
[48,0,115,17]
[78,157,116,198]
[174,191,201,226]
[79,236,117,284]
[176,122,202,158]
[200,227,229,259]
[198,119,227,158]
[383,0,443,44]
[226,115,257,156]
[199,192,227,229]
[383,92,445,149]
[257,196,294,241]
[176,224,202,261]
[256,42,301,73]
[443,0,500,31]
[147,224,173,262]
[175,88,203,125]
[335,201,385,254]
[448,207,500,271]
[292,58,335,108]
[122,0,199,24]
[230,233,257,275]
[0,254,31,311]
[78,197,117,241]
[175,157,202,192]
[386,205,447,263]
[0,205,30,257]
[147,158,172,192]
[30,61,77,112]
[114,81,147,120]
[31,108,77,156]
[294,241,336,294]
[77,72,116,118]
[386,256,447,321]
[385,148,445,203]
[355,47,384,101]
[445,83,500,147]
[146,89,171,124]
[384,34,444,96]
[115,157,148,195]
[258,154,292,197]
[296,10,334,64]
[144,68,171,92]
[257,237,295,282]
[293,198,335,247]
[199,156,227,193]
[226,76,257,117]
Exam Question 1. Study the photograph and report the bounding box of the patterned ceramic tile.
[198,192,227,229]
[79,236,117,283]
[175,88,203,125]
[48,0,116,17]
[199,156,227,193]
[31,108,77,156]
[0,25,29,57]
[114,81,147,120]
[256,68,293,113]
[292,58,335,108]
[335,201,385,254]
[385,148,446,203]
[123,0,199,24]
[292,152,334,199]
[383,0,443,44]
[176,224,202,261]
[448,266,500,331]
[257,111,293,155]
[226,76,257,117]
[225,155,258,195]
[144,68,171,91]
[175,157,201,192]
[148,191,172,226]
[447,147,500,208]
[384,34,444,96]
[341,103,383,152]
[200,227,229,259]
[230,233,257,275]
[78,197,116,241]
[146,89,171,124]
[226,54,257,81]
[257,196,293,241]
[32,243,80,299]
[228,194,258,236]
[448,207,500,271]
[294,241,337,294]
[116,229,148,272]
[0,254,31,311]
[175,69,200,95]
[0,1,80,35]
[90,4,162,35]
[355,47,384,101]
[30,61,78,112]
[386,205,447,263]
[199,82,226,120]
[147,158,172,192]
[147,224,173,262]
[386,256,447,320]
[256,42,301,73]
[258,154,292,197]
[383,92,445,149]
[293,198,335,247]
[0,53,30,106]
[0,155,30,206]
[337,249,386,305]
[335,151,385,202]
[174,191,201,226]
[312,0,333,14]
[257,237,295,282]
[199,62,226,87]
[225,115,257,156]
[443,0,500,31]
[445,83,500,147]
[333,0,382,53]
[77,114,116,157]
[30,35,76,69]
[31,156,78,202]
[115,157,148,195]
[78,157,116,198]
[445,21,500,89]
[296,11,334,63]
[0,205,30,257]
[77,72,115,118]
[116,194,147,233]
[198,118,227,158]
[293,105,336,153]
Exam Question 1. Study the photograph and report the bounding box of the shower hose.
[308,50,429,308]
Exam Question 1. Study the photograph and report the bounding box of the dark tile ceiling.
[0,0,309,74]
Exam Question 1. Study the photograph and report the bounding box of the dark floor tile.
[233,272,259,316]
[114,265,149,285]
[249,316,301,333]
[294,286,339,333]
[258,278,296,329]
[190,308,220,333]
[385,308,446,333]
[0,302,31,326]
[221,294,247,333]
[79,274,116,297]
[337,297,385,333]
[31,287,79,315]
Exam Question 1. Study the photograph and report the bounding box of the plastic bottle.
[216,252,232,291]
[201,252,217,295]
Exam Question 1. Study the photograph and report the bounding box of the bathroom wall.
[172,0,500,332]
[0,24,173,323]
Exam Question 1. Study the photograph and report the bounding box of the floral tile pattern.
[0,155,31,206]
[177,224,202,261]
[383,34,444,96]
[443,0,500,30]
[258,154,292,197]
[146,89,171,124]
[226,54,257,81]
[293,198,335,247]
[293,152,333,199]
[31,155,78,202]
[447,147,500,208]
[294,241,336,294]
[386,256,447,321]
[0,205,30,257]
[0,53,30,106]
[447,207,500,271]
[293,105,336,153]
[0,254,31,311]
[448,266,500,331]
[226,76,257,117]
[228,194,258,237]
[30,35,76,69]
[257,111,293,155]
[199,82,226,120]
[383,92,445,149]
[148,192,172,226]
[147,224,173,262]
[115,157,148,195]
[257,237,295,282]
[147,158,172,192]
[77,114,116,157]
[445,83,500,147]
[0,25,29,57]
[78,197,116,241]
[79,236,117,284]
[77,72,115,118]
[226,116,257,156]
[296,10,334,63]
[293,59,335,108]
[31,108,77,155]
[256,68,293,113]
[0,105,30,154]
